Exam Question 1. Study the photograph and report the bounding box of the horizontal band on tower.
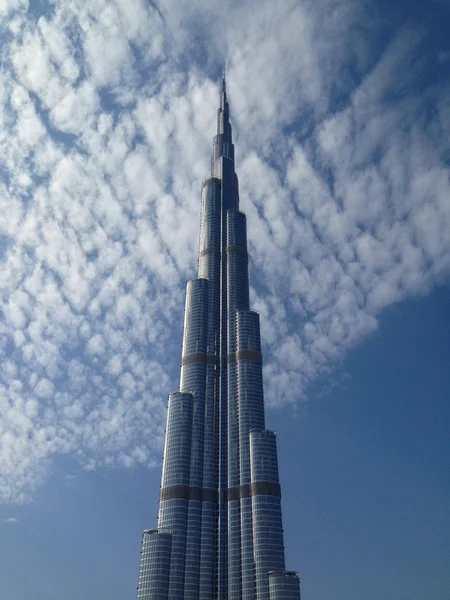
[226,349,262,364]
[181,352,219,366]
[225,245,247,257]
[226,481,281,501]
[160,485,218,503]
[182,351,260,366]
[199,246,220,258]
[159,481,280,503]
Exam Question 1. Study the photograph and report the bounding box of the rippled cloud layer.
[0,0,449,502]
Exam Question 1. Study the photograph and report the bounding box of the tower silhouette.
[136,72,301,600]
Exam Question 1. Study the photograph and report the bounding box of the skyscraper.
[136,72,301,600]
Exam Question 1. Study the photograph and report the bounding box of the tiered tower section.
[136,73,301,600]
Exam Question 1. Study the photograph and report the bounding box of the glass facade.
[268,572,302,600]
[137,529,172,600]
[136,74,301,600]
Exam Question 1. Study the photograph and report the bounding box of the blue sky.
[0,0,449,598]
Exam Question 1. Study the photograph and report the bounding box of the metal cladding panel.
[268,572,301,600]
[236,309,261,352]
[202,361,218,490]
[199,178,221,263]
[213,133,235,163]
[250,431,286,600]
[158,392,193,600]
[227,498,242,600]
[249,430,280,483]
[234,310,265,600]
[161,392,193,488]
[225,210,250,600]
[198,180,220,505]
[181,279,209,358]
[180,279,209,600]
[158,499,188,600]
[226,210,249,324]
[137,529,172,600]
[236,310,265,484]
[199,500,217,600]
[226,209,247,248]
[183,499,202,600]
[240,495,255,600]
[180,278,208,488]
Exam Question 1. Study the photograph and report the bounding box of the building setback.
[136,72,301,600]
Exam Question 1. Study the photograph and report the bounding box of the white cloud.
[34,378,54,399]
[3,517,18,524]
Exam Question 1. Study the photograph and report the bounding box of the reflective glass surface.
[269,572,302,600]
[137,530,172,600]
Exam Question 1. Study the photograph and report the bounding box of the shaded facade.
[136,74,301,600]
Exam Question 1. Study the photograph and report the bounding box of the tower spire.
[213,64,234,171]
[222,62,226,93]
[220,62,227,111]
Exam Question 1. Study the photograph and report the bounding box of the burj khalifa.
[136,72,301,600]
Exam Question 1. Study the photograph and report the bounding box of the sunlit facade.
[136,73,301,600]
